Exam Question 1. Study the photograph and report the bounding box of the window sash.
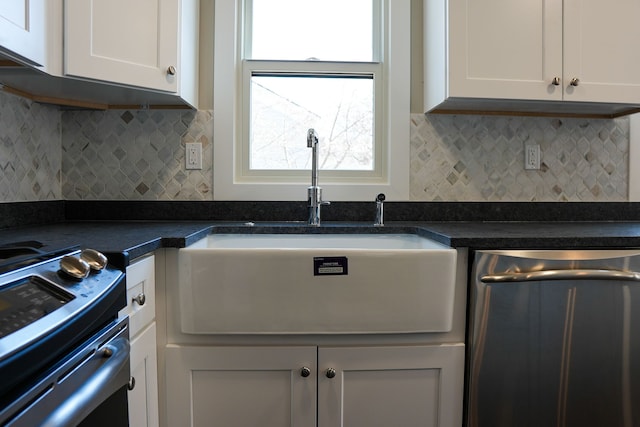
[239,60,384,182]
[243,0,382,63]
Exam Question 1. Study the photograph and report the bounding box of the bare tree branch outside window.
[250,76,374,171]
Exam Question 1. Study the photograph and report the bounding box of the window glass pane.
[250,75,374,171]
[249,0,374,61]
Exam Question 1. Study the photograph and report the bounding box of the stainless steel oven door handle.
[40,337,130,427]
[481,268,640,283]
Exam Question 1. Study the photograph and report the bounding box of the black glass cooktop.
[0,241,79,275]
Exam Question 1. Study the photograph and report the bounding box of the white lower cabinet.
[318,345,464,427]
[129,322,160,427]
[165,343,464,427]
[121,255,159,427]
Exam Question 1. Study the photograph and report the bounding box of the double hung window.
[213,0,409,200]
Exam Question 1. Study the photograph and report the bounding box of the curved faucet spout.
[307,128,319,188]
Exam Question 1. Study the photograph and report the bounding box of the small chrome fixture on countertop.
[374,193,385,226]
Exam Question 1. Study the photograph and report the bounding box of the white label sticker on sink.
[313,257,348,276]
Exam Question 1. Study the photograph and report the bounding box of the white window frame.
[213,0,410,201]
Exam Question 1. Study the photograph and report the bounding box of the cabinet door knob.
[128,376,136,391]
[300,366,311,377]
[167,65,177,76]
[325,368,336,379]
[551,77,561,86]
[570,77,580,87]
[133,293,146,306]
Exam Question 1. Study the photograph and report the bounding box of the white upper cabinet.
[0,0,60,69]
[563,0,640,104]
[0,0,199,108]
[0,0,198,108]
[424,0,640,115]
[445,0,562,103]
[65,0,179,93]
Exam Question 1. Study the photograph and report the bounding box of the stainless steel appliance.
[0,243,128,426]
[468,249,640,427]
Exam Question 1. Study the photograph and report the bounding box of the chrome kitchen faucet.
[307,128,329,226]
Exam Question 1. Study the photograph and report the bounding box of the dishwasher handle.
[481,268,640,283]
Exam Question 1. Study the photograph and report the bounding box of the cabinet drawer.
[121,255,155,337]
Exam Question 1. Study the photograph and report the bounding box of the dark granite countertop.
[2,219,640,268]
[0,221,214,268]
[1,201,640,267]
[419,221,640,249]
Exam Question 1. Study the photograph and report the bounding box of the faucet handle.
[307,128,319,147]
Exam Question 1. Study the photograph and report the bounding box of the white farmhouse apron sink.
[177,233,457,334]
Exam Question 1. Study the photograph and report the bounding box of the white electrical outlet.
[524,144,540,170]
[186,142,203,170]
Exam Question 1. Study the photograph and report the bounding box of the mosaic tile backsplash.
[0,92,61,202]
[410,114,629,201]
[62,109,212,200]
[0,90,632,202]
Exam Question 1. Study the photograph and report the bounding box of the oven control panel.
[0,276,74,338]
[0,250,125,363]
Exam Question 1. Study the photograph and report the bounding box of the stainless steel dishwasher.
[467,249,640,427]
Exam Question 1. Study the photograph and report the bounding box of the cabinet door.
[445,0,562,101]
[0,0,48,66]
[64,0,178,92]
[129,322,160,427]
[318,344,464,427]
[564,0,640,104]
[165,346,317,427]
